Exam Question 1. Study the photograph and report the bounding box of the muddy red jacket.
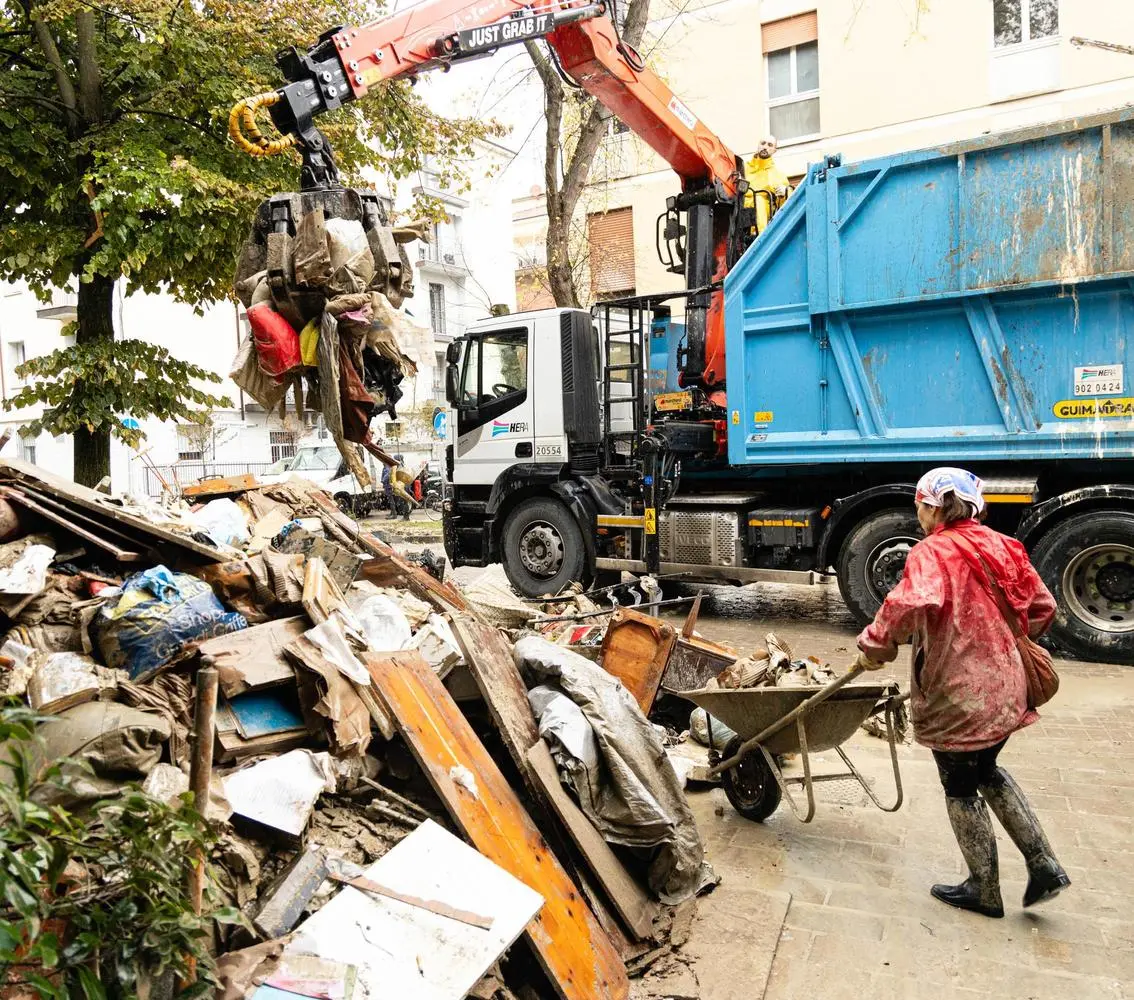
[857,520,1056,752]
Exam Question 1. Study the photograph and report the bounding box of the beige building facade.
[513,0,1134,306]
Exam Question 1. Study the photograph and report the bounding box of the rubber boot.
[931,796,1005,917]
[979,768,1071,908]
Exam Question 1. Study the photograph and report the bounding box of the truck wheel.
[502,498,587,598]
[334,492,355,516]
[1031,510,1134,665]
[837,509,922,626]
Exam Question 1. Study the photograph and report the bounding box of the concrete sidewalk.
[380,564,1128,997]
[681,646,1131,999]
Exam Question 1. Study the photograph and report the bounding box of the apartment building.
[514,0,1134,305]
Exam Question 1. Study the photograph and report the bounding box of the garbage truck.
[228,1,1134,662]
[441,108,1134,665]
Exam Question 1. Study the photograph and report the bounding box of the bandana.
[915,467,985,514]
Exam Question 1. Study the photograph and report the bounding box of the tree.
[0,0,495,485]
[524,0,650,308]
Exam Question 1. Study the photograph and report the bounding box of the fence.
[142,461,278,498]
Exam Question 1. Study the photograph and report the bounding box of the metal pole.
[184,665,218,983]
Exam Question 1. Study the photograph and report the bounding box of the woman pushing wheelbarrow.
[855,467,1071,918]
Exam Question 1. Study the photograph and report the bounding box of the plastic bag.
[354,594,411,651]
[230,331,288,411]
[189,498,250,548]
[299,317,320,366]
[95,566,247,681]
[248,303,302,379]
[689,706,738,748]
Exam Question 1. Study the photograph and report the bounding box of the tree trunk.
[73,274,115,487]
[546,208,580,308]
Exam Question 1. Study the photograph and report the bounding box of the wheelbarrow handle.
[707,665,866,777]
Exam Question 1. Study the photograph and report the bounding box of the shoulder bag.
[949,532,1059,709]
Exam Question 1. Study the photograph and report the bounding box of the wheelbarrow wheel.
[721,737,782,822]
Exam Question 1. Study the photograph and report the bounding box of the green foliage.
[2,340,231,448]
[0,0,499,305]
[0,699,233,999]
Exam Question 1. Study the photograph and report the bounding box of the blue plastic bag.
[95,566,246,681]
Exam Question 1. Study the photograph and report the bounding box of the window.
[176,425,205,462]
[429,283,446,336]
[763,12,819,143]
[994,0,1058,48]
[269,430,297,464]
[8,341,25,381]
[17,434,35,466]
[587,208,635,298]
[433,351,446,398]
[460,330,528,404]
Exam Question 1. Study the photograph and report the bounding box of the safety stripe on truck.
[982,494,1035,504]
[597,514,645,528]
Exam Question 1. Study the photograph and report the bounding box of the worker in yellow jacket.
[744,135,792,235]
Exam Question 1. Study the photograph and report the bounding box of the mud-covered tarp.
[515,635,716,904]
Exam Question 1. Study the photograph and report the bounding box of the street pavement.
[661,582,1132,1000]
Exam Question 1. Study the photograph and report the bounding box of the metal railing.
[142,461,278,497]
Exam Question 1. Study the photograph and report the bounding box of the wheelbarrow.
[681,665,907,823]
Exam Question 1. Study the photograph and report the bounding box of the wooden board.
[182,473,260,499]
[599,609,677,714]
[287,820,543,1000]
[526,740,659,941]
[0,458,226,560]
[199,616,305,698]
[366,652,629,1000]
[453,615,655,941]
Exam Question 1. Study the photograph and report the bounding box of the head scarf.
[915,467,985,514]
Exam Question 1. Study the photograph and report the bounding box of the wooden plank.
[450,616,540,770]
[0,458,226,560]
[526,740,659,941]
[326,870,496,929]
[0,487,143,562]
[365,652,629,1000]
[451,615,653,939]
[598,608,677,714]
[287,819,543,1000]
[182,473,260,498]
[199,616,305,698]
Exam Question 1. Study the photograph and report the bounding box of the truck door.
[453,324,535,485]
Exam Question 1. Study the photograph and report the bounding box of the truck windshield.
[461,329,528,404]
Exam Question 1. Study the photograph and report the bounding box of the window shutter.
[588,208,635,296]
[761,11,818,53]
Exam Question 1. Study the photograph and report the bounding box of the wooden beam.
[365,651,629,1000]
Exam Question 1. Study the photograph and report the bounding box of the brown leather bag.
[950,532,1059,709]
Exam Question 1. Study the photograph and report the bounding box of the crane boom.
[232,0,743,393]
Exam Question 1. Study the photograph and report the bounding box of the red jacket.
[857,520,1056,752]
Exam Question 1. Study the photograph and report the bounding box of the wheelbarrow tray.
[681,682,896,756]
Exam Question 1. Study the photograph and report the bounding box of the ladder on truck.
[594,298,649,476]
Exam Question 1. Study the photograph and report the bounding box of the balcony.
[417,241,469,277]
[36,288,78,322]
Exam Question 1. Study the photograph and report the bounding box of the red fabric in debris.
[857,519,1056,752]
[248,304,302,379]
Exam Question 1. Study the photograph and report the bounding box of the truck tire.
[502,497,587,598]
[836,509,922,626]
[334,492,355,516]
[1030,510,1134,665]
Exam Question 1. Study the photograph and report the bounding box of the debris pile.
[0,458,725,999]
[231,193,435,491]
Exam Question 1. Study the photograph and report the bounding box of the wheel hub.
[518,522,564,578]
[868,538,917,598]
[1063,543,1134,633]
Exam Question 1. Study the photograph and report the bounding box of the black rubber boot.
[980,767,1071,908]
[932,796,1005,918]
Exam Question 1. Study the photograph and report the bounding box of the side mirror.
[445,363,460,407]
[446,340,462,364]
